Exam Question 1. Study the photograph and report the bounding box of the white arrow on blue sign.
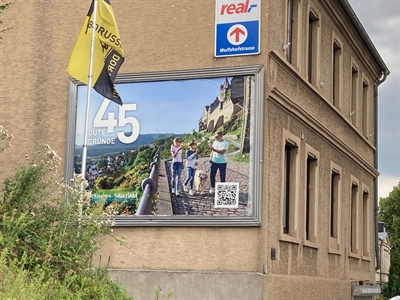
[215,0,261,57]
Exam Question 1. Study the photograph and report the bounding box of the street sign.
[215,0,261,57]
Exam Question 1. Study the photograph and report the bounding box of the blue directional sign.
[215,0,261,57]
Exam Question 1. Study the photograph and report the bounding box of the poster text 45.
[93,98,140,144]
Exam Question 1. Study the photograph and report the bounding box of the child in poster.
[170,137,183,196]
[183,140,198,196]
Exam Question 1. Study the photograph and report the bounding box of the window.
[285,0,301,68]
[305,146,319,244]
[329,163,341,252]
[332,36,342,108]
[307,8,320,86]
[350,178,359,255]
[282,132,300,238]
[362,188,370,257]
[330,170,340,238]
[286,0,293,63]
[350,62,359,127]
[361,79,369,138]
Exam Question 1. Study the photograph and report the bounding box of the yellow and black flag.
[67,0,124,105]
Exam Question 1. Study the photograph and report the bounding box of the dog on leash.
[194,170,208,195]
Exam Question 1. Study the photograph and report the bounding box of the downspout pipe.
[374,71,388,271]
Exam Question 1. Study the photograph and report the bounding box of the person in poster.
[183,140,199,196]
[170,137,184,196]
[208,131,229,194]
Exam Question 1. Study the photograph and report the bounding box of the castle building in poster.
[199,76,245,134]
[0,0,389,299]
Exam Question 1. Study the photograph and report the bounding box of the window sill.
[280,234,301,245]
[328,248,342,256]
[303,240,319,249]
[348,252,360,259]
[361,255,371,262]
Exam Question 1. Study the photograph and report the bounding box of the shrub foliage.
[0,127,132,299]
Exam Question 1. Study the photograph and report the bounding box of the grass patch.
[232,152,250,163]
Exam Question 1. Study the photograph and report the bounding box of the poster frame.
[65,64,264,226]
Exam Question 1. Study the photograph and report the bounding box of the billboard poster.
[74,75,253,218]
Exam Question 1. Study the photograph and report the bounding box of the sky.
[348,0,400,199]
[75,77,229,143]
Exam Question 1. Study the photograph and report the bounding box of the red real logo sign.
[220,0,257,15]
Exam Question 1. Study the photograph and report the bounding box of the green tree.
[133,146,156,166]
[379,183,400,248]
[124,150,137,166]
[381,251,400,299]
[379,182,400,299]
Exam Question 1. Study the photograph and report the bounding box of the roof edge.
[339,0,390,76]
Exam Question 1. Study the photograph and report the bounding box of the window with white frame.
[307,7,321,86]
[351,61,359,127]
[350,177,359,255]
[305,145,319,244]
[332,35,342,109]
[361,78,369,138]
[362,187,370,257]
[285,0,302,68]
[282,132,300,238]
[329,163,341,252]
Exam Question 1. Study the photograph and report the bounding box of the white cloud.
[379,175,399,199]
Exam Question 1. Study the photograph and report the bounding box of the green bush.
[0,254,131,300]
[95,175,116,189]
[0,128,132,299]
[233,152,249,163]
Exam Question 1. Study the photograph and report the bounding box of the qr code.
[214,182,240,208]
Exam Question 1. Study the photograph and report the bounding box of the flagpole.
[81,0,99,178]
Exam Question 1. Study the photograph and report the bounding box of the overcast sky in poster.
[348,0,400,199]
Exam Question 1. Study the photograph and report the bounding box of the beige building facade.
[0,0,389,299]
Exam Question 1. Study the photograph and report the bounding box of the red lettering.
[236,3,245,13]
[220,0,251,15]
[227,4,235,14]
[220,4,228,15]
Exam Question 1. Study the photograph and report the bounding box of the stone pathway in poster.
[166,156,249,216]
